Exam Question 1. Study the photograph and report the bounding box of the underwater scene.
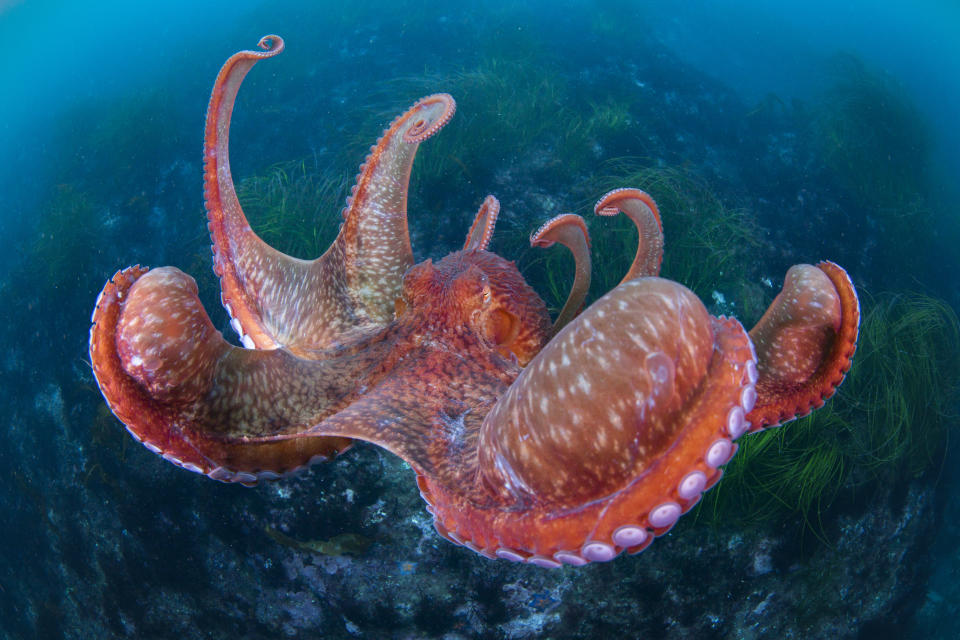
[2,0,960,637]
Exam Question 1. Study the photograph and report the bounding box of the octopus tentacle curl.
[204,34,455,356]
[530,214,591,336]
[595,187,664,281]
[90,36,860,565]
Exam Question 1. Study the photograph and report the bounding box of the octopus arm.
[530,214,591,336]
[594,188,664,282]
[327,92,455,325]
[204,36,455,355]
[418,278,759,565]
[746,261,860,430]
[463,196,500,252]
[302,345,512,488]
[88,265,389,484]
[90,264,509,487]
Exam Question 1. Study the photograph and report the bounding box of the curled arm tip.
[257,35,284,52]
[530,214,591,336]
[594,188,664,282]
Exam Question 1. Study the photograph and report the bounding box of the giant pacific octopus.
[89,36,860,567]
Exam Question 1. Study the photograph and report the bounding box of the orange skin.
[89,36,860,566]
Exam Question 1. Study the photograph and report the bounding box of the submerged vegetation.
[594,159,761,308]
[701,291,960,533]
[32,184,100,296]
[510,159,762,317]
[810,54,930,210]
[804,53,939,278]
[380,55,640,244]
[236,158,349,259]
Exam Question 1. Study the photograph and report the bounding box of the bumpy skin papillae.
[300,249,552,484]
[398,249,551,368]
[204,35,455,356]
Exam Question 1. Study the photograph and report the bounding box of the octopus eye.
[484,308,520,349]
[482,288,492,305]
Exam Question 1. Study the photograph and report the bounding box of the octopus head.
[399,250,550,365]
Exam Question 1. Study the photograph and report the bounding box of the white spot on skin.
[577,375,591,394]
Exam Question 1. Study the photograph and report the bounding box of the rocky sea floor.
[2,5,958,638]
[4,388,944,638]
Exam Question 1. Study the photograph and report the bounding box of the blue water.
[1,1,958,638]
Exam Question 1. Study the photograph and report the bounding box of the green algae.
[236,158,349,260]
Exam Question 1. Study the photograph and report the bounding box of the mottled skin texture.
[89,36,861,566]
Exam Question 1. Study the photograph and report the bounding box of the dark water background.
[2,0,959,638]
